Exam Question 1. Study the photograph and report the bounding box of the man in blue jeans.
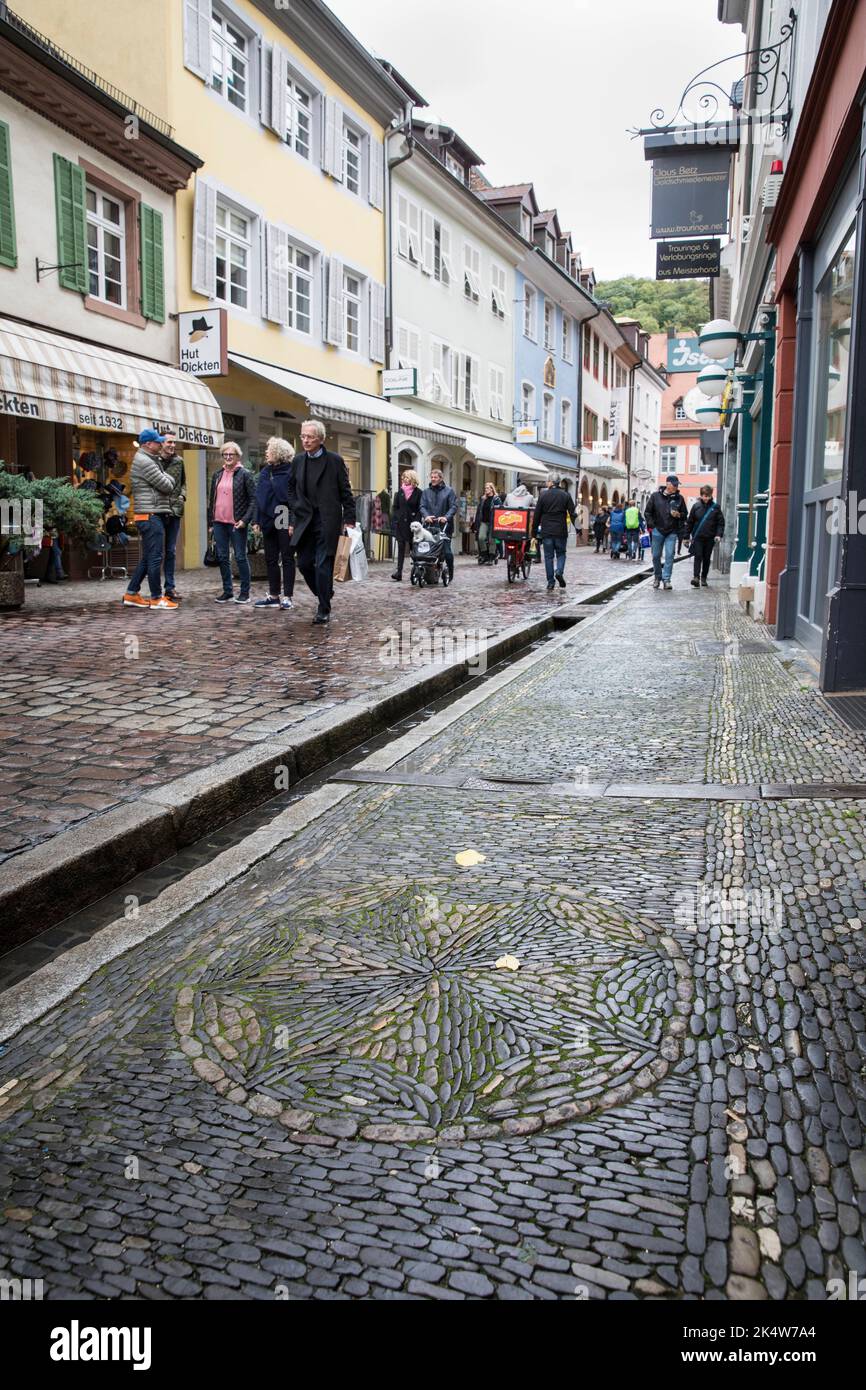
[159,431,186,601]
[533,477,576,590]
[123,429,178,610]
[644,475,688,590]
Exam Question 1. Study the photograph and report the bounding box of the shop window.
[810,223,856,489]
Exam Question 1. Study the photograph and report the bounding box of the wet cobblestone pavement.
[0,548,618,863]
[0,578,865,1300]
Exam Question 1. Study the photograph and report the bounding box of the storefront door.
[796,205,856,654]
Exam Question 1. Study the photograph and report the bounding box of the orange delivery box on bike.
[493,507,532,539]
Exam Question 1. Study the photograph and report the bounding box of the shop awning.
[459,431,549,480]
[228,353,459,446]
[0,316,224,447]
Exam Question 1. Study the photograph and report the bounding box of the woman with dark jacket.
[390,468,422,580]
[253,436,296,609]
[686,485,725,588]
[473,481,501,564]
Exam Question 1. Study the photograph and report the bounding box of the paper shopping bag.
[333,533,352,582]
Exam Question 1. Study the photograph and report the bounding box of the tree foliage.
[594,276,710,335]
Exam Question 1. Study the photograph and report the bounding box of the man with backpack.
[686,485,725,587]
[624,500,645,560]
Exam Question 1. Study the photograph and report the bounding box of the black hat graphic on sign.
[188,316,213,343]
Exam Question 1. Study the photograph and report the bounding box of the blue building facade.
[513,265,582,485]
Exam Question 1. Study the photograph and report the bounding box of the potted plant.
[0,464,104,609]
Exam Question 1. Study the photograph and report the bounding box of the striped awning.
[0,317,224,447]
[229,353,460,445]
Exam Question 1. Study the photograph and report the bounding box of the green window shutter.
[52,154,88,292]
[0,121,16,268]
[139,204,165,322]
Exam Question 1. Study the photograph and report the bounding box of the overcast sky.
[327,0,736,279]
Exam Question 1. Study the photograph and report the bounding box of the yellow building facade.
[14,0,410,566]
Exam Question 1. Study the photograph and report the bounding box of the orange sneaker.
[149,596,178,610]
[123,593,150,608]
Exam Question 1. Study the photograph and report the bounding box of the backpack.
[625,505,640,529]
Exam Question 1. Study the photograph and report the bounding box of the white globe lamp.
[697,362,728,396]
[699,318,741,361]
[694,395,724,427]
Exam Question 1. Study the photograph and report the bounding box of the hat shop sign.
[178,308,228,377]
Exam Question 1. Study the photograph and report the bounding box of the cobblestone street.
[1,576,864,1301]
[0,546,619,864]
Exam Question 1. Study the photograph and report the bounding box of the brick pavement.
[0,545,624,863]
[0,577,864,1300]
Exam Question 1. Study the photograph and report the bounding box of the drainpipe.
[384,105,415,496]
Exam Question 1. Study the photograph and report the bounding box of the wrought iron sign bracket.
[628,7,797,141]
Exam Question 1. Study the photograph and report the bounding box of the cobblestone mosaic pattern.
[0,579,864,1299]
[0,551,615,863]
[179,883,690,1140]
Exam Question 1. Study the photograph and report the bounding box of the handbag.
[203,530,219,567]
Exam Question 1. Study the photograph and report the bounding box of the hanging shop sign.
[609,388,628,454]
[657,237,721,279]
[650,149,731,238]
[514,422,538,445]
[667,335,734,373]
[381,368,418,397]
[178,308,228,377]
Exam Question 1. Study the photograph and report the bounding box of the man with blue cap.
[123,429,178,610]
[644,474,688,590]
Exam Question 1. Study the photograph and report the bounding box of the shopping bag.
[346,525,368,582]
[333,533,352,582]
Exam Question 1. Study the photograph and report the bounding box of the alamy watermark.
[379,620,488,674]
[0,498,43,536]
[674,883,784,933]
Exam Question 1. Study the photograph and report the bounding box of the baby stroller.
[410,517,450,587]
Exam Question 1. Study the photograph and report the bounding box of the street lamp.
[697,362,728,396]
[698,318,741,361]
[694,395,724,427]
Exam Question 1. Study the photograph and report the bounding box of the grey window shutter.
[369,279,385,363]
[268,45,288,136]
[368,138,384,210]
[191,178,217,298]
[325,254,345,346]
[264,222,289,326]
[183,0,211,82]
[322,97,344,180]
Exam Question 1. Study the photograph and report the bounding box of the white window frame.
[430,337,456,407]
[542,391,555,442]
[286,70,313,160]
[85,185,126,309]
[521,380,536,424]
[285,239,314,335]
[523,284,537,340]
[674,403,687,421]
[215,196,255,311]
[343,267,363,353]
[342,119,364,197]
[394,320,421,371]
[544,301,555,352]
[560,398,573,449]
[463,241,481,303]
[490,262,508,319]
[561,314,572,362]
[489,364,505,422]
[210,5,252,115]
[397,193,422,265]
[660,445,679,471]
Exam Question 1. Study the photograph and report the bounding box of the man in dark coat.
[645,475,688,590]
[419,469,458,580]
[290,419,356,625]
[533,478,576,590]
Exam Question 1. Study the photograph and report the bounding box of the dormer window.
[521,209,532,239]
